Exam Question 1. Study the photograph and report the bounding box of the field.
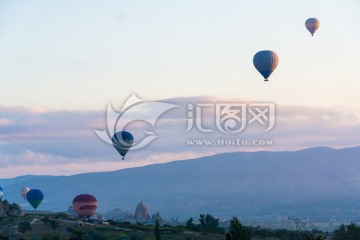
[0,214,226,240]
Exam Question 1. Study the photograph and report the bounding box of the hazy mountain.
[1,146,360,219]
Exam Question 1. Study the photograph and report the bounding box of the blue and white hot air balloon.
[0,186,3,199]
[253,50,279,81]
[112,131,134,160]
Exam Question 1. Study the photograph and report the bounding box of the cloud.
[1,98,360,178]
[0,119,12,126]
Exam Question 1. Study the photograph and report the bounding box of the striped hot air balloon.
[253,50,279,81]
[20,187,30,200]
[72,194,98,219]
[305,18,320,36]
[0,186,3,199]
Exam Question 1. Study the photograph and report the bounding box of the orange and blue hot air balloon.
[26,189,44,210]
[112,131,134,160]
[305,18,320,36]
[253,50,279,81]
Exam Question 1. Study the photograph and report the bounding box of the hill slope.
[1,146,360,219]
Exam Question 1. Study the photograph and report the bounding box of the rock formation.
[134,201,150,221]
[151,211,163,222]
[0,199,24,217]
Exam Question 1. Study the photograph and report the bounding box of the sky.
[0,0,360,178]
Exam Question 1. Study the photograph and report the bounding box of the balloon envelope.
[305,18,320,36]
[20,187,30,200]
[112,131,134,159]
[0,186,3,199]
[72,194,98,219]
[26,189,44,210]
[253,50,279,81]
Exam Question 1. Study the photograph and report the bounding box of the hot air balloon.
[253,50,279,81]
[20,187,30,200]
[112,131,134,160]
[72,194,98,219]
[26,189,44,210]
[0,186,3,199]
[305,18,320,36]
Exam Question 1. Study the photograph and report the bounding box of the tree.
[334,223,360,240]
[185,217,201,231]
[129,232,145,240]
[49,219,59,231]
[199,214,220,233]
[84,230,108,240]
[54,212,72,220]
[18,220,31,233]
[225,233,233,240]
[155,219,161,240]
[186,217,193,229]
[229,217,251,240]
[67,227,84,240]
[41,216,50,225]
[305,235,324,240]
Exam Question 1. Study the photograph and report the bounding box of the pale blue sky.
[1,0,359,110]
[1,1,360,177]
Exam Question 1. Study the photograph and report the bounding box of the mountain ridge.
[1,146,360,219]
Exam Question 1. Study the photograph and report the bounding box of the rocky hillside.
[0,199,24,217]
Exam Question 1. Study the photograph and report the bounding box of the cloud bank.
[1,96,360,178]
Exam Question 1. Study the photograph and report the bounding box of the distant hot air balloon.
[253,50,279,81]
[20,187,30,200]
[26,189,44,210]
[305,18,320,36]
[112,131,134,160]
[72,194,98,219]
[0,186,3,199]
